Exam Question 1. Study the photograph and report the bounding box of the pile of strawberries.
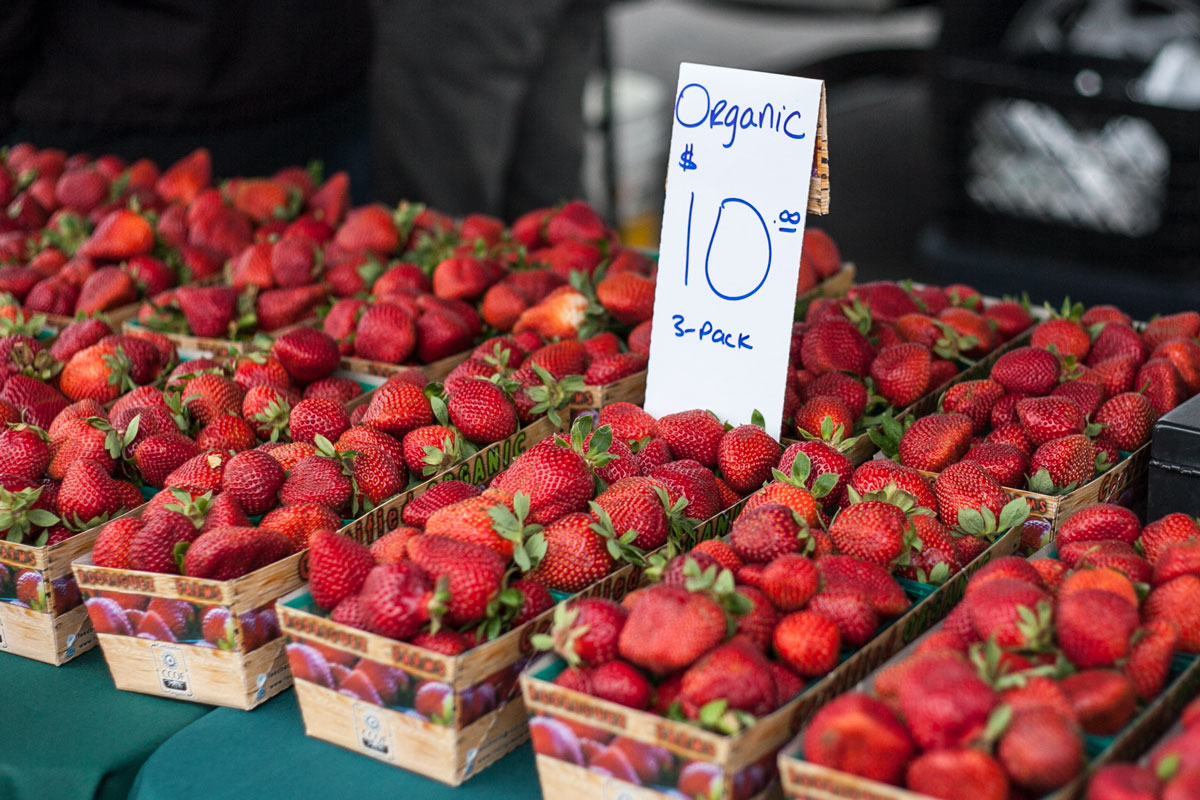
[297,402,809,651]
[787,282,1034,442]
[1086,696,1200,800]
[801,502,1197,799]
[883,303,1199,497]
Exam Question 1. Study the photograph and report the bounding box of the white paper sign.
[644,64,826,438]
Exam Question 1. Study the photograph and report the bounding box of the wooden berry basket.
[564,370,648,417]
[70,515,306,709]
[42,301,142,332]
[0,525,105,665]
[777,611,1200,800]
[517,524,1025,800]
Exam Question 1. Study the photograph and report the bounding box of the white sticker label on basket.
[644,63,826,438]
[151,643,193,696]
[353,702,396,762]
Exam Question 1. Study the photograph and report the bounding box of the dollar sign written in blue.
[679,143,697,172]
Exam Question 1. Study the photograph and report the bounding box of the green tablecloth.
[128,692,543,800]
[0,647,213,800]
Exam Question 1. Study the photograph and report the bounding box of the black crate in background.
[929,2,1200,274]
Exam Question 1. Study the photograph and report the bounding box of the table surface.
[128,691,544,800]
[0,647,213,800]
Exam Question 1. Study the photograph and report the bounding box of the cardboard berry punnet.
[70,502,305,709]
[277,420,754,784]
[0,510,141,665]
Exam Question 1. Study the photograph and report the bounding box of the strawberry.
[848,282,921,324]
[288,397,350,445]
[941,379,1005,434]
[1144,576,1200,652]
[997,707,1084,794]
[195,415,256,453]
[715,422,780,494]
[1140,512,1198,563]
[1090,354,1141,397]
[800,372,868,420]
[937,307,993,356]
[415,308,473,363]
[1143,311,1200,349]
[78,209,153,260]
[255,285,327,331]
[49,318,113,363]
[991,346,1061,395]
[349,446,405,510]
[1016,396,1086,445]
[242,385,295,441]
[1095,391,1155,451]
[59,341,134,403]
[1033,318,1091,360]
[264,441,315,471]
[165,451,227,493]
[897,412,972,472]
[156,149,210,204]
[353,303,416,364]
[808,587,879,646]
[829,500,912,567]
[870,343,931,407]
[794,396,855,441]
[728,503,806,563]
[778,441,852,509]
[535,597,627,667]
[801,319,875,376]
[677,641,777,722]
[526,511,620,592]
[583,352,647,385]
[220,450,285,515]
[964,576,1051,646]
[962,442,1027,488]
[361,380,434,437]
[774,610,840,676]
[1136,358,1186,415]
[848,459,938,512]
[1088,322,1146,367]
[618,584,728,674]
[279,448,353,513]
[1028,434,1096,493]
[230,242,274,291]
[303,376,362,405]
[803,693,915,785]
[260,503,341,552]
[183,526,292,579]
[760,552,818,610]
[1086,765,1162,800]
[1151,338,1200,394]
[170,285,237,338]
[906,749,1009,800]
[407,534,505,627]
[1058,588,1138,667]
[595,272,654,325]
[308,530,374,610]
[546,200,606,243]
[900,653,997,749]
[334,205,400,254]
[934,460,1014,528]
[1124,619,1180,700]
[182,373,243,427]
[1057,503,1140,546]
[231,354,292,393]
[270,327,340,384]
[446,379,516,444]
[92,517,143,569]
[58,460,120,530]
[0,425,50,481]
[133,433,202,487]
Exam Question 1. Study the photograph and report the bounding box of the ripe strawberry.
[794,396,855,441]
[126,509,198,574]
[78,209,153,260]
[997,707,1084,794]
[280,450,353,513]
[57,460,120,530]
[195,415,256,453]
[92,517,144,569]
[962,442,1027,488]
[729,503,807,563]
[231,354,292,393]
[407,534,505,626]
[715,423,780,494]
[1016,396,1086,445]
[760,553,818,610]
[242,385,296,442]
[255,285,327,332]
[59,341,133,403]
[132,432,201,487]
[183,526,292,580]
[808,587,879,646]
[991,346,1062,395]
[829,500,912,567]
[1143,311,1200,349]
[900,653,997,749]
[938,306,993,356]
[803,693,915,785]
[1086,765,1162,800]
[897,413,972,472]
[965,577,1050,646]
[1088,322,1146,367]
[361,380,434,437]
[219,450,285,515]
[800,372,868,420]
[678,642,777,720]
[1136,358,1186,416]
[801,319,875,376]
[1033,318,1090,360]
[270,328,339,384]
[1057,503,1141,547]
[1089,355,1140,397]
[1061,669,1136,735]
[1144,576,1200,652]
[583,352,647,385]
[906,749,1009,800]
[156,148,209,204]
[1051,379,1105,419]
[934,460,1011,529]
[349,446,405,510]
[287,397,350,445]
[1029,434,1096,493]
[446,379,516,444]
[1124,619,1180,700]
[259,503,341,552]
[308,530,374,610]
[546,200,606,243]
[352,303,416,364]
[264,441,315,471]
[942,379,1005,434]
[49,318,113,362]
[182,373,243,428]
[165,451,227,492]
[0,425,50,481]
[1151,338,1200,394]
[848,459,938,512]
[1095,392,1155,451]
[595,272,655,325]
[774,610,840,676]
[303,376,362,404]
[1058,589,1138,667]
[1140,512,1198,563]
[618,584,727,674]
[870,343,931,407]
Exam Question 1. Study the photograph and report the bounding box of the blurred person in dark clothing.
[0,1,373,198]
[370,0,605,218]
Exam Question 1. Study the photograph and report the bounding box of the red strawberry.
[352,303,416,364]
[156,149,209,204]
[220,450,286,515]
[1033,318,1090,360]
[361,380,435,436]
[1058,589,1138,667]
[774,610,840,676]
[794,396,854,441]
[1058,503,1141,547]
[900,653,997,749]
[678,642,777,720]
[803,693,915,785]
[78,209,153,260]
[270,327,340,384]
[1095,392,1155,451]
[942,379,1005,434]
[165,451,227,493]
[446,379,516,444]
[595,272,655,325]
[280,450,353,513]
[829,501,912,567]
[801,319,875,376]
[848,460,938,512]
[255,285,326,331]
[991,346,1061,395]
[1029,434,1096,493]
[716,423,780,494]
[308,530,375,610]
[260,503,341,552]
[962,442,1028,488]
[92,517,144,569]
[1051,379,1106,419]
[1140,512,1198,563]
[407,534,505,626]
[1143,311,1200,349]
[907,749,1009,800]
[897,413,973,472]
[183,526,292,580]
[997,707,1083,794]
[58,460,120,530]
[870,343,931,407]
[618,584,727,674]
[1088,322,1146,367]
[1016,396,1086,445]
[800,372,868,420]
[1136,358,1186,416]
[349,446,405,510]
[1144,575,1200,652]
[546,200,606,243]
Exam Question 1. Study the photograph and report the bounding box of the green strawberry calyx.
[866,414,911,459]
[696,698,757,736]
[954,497,1030,538]
[489,492,545,573]
[588,501,645,567]
[523,363,586,428]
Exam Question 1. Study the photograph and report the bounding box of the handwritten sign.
[643,63,828,437]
